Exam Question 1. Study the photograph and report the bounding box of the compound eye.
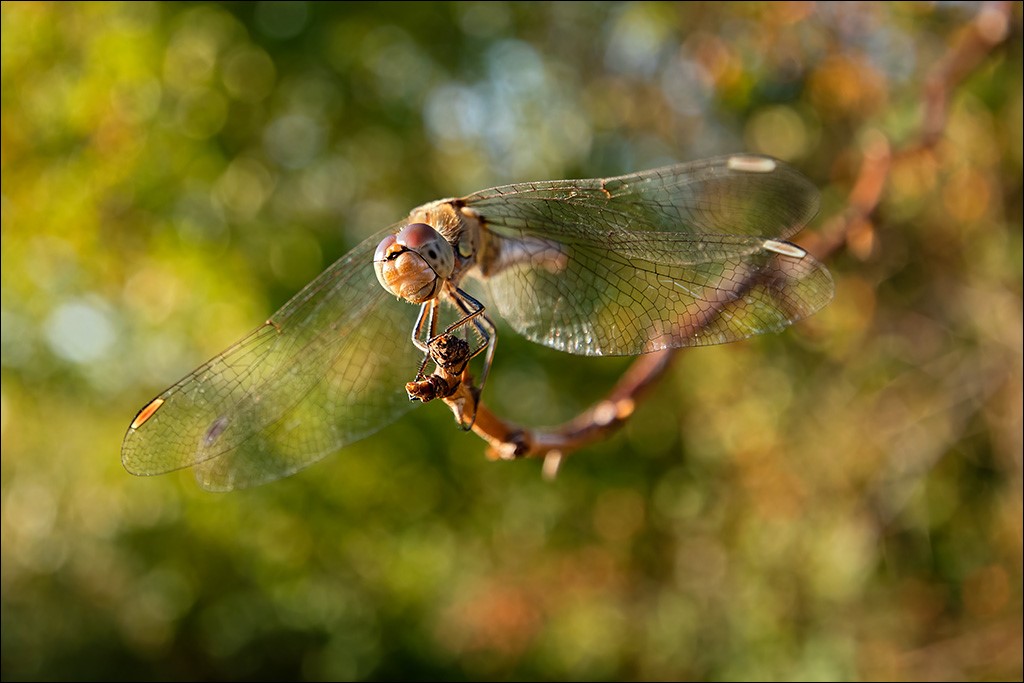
[374,234,398,263]
[396,222,455,279]
[396,223,439,250]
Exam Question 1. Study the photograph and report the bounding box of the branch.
[436,1,1014,474]
[919,1,1014,150]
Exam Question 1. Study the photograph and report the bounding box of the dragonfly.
[122,154,834,491]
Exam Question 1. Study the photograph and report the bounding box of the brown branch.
[920,1,1014,149]
[438,1,1014,473]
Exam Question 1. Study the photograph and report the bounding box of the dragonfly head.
[374,222,455,303]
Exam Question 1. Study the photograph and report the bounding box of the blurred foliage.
[2,1,1021,681]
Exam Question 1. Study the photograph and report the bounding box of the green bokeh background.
[2,2,1021,680]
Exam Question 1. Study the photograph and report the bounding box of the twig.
[439,1,1014,474]
[919,1,1013,150]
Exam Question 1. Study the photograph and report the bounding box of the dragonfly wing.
[121,225,423,491]
[463,154,820,241]
[479,229,833,355]
[464,155,833,356]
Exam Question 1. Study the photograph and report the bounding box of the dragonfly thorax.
[374,222,455,304]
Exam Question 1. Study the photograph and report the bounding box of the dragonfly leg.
[407,288,495,426]
[442,287,497,428]
[411,300,439,380]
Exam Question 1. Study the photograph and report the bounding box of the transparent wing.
[464,154,820,240]
[463,155,834,355]
[121,225,423,491]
